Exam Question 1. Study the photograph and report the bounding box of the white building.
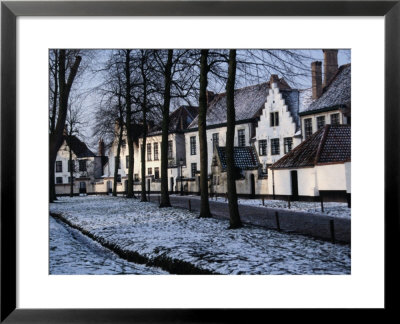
[54,135,105,195]
[269,124,351,202]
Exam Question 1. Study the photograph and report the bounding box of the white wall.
[255,83,301,168]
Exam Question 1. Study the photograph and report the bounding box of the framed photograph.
[1,0,398,321]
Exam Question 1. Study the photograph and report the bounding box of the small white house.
[54,135,105,195]
[269,124,351,202]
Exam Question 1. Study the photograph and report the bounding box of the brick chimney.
[206,90,216,107]
[323,49,338,87]
[270,74,280,87]
[311,61,322,99]
[98,139,105,157]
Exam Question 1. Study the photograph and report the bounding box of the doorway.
[290,170,299,200]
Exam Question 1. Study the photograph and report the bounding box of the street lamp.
[180,158,184,196]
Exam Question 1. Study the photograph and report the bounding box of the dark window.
[121,139,126,147]
[284,137,293,153]
[115,157,121,169]
[190,136,196,155]
[56,161,62,173]
[68,160,75,173]
[154,143,159,161]
[259,140,267,156]
[168,140,173,159]
[212,133,219,150]
[330,113,340,125]
[79,160,87,172]
[270,112,279,127]
[126,155,129,169]
[154,167,160,179]
[238,129,246,147]
[317,116,325,129]
[147,143,152,161]
[148,167,152,175]
[304,118,313,139]
[271,138,280,155]
[117,174,121,183]
[191,163,197,178]
[68,177,72,183]
[56,177,63,184]
[134,173,139,181]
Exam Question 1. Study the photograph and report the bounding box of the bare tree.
[49,49,82,202]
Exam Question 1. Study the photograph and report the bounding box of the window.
[147,167,152,175]
[79,160,87,172]
[134,174,139,181]
[304,118,313,139]
[154,167,160,179]
[212,133,219,149]
[270,112,279,127]
[168,140,173,159]
[68,177,72,183]
[68,160,75,173]
[154,143,159,160]
[330,113,340,125]
[317,116,325,129]
[126,155,129,169]
[271,138,280,155]
[190,136,196,155]
[56,177,63,184]
[259,140,267,156]
[121,139,126,147]
[56,161,62,173]
[191,163,197,178]
[117,174,121,183]
[284,137,293,153]
[238,129,246,147]
[147,143,152,161]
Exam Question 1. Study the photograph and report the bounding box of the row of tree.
[49,49,318,229]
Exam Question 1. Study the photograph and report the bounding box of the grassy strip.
[50,212,217,275]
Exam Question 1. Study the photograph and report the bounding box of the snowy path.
[50,196,351,275]
[49,216,168,274]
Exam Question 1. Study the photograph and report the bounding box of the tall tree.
[198,49,212,218]
[49,49,82,202]
[225,50,242,229]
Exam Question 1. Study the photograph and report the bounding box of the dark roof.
[189,78,296,128]
[216,146,259,171]
[148,105,198,136]
[300,64,351,115]
[271,124,351,169]
[64,135,96,158]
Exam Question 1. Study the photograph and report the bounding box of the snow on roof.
[189,78,296,129]
[64,135,96,158]
[300,64,351,115]
[299,88,315,113]
[216,146,259,171]
[271,124,351,169]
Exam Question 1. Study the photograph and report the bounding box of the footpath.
[150,195,350,244]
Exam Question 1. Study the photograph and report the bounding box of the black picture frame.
[1,0,398,322]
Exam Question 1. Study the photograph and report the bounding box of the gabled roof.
[64,135,96,158]
[148,105,198,136]
[189,78,295,129]
[216,146,259,171]
[300,64,351,116]
[271,124,351,169]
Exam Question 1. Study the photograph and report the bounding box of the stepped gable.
[216,146,259,171]
[64,135,95,158]
[301,64,351,115]
[189,77,295,129]
[271,124,351,169]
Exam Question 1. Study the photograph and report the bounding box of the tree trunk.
[124,49,135,198]
[159,50,173,208]
[49,50,81,203]
[225,50,242,229]
[69,141,73,197]
[113,123,123,196]
[141,58,148,202]
[198,50,212,218]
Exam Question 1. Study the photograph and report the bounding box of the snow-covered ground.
[50,196,351,275]
[176,195,351,219]
[50,216,167,275]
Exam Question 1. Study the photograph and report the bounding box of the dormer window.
[270,112,279,127]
